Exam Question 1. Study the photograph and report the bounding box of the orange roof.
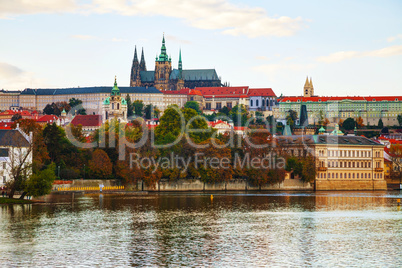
[163,88,190,95]
[208,120,231,128]
[37,115,58,123]
[0,122,12,130]
[70,115,102,127]
[248,88,276,97]
[188,89,203,96]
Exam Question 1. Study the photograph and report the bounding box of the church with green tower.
[130,34,222,91]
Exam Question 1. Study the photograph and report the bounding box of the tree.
[25,163,56,197]
[356,116,364,128]
[43,102,70,116]
[389,144,402,183]
[378,118,384,129]
[343,118,356,130]
[286,109,298,128]
[230,104,248,126]
[218,106,230,116]
[43,123,64,162]
[43,103,55,115]
[4,130,33,199]
[184,101,201,114]
[88,149,113,179]
[69,98,86,115]
[11,113,22,121]
[133,100,144,117]
[398,114,402,127]
[126,94,134,118]
[144,104,160,119]
[254,111,264,125]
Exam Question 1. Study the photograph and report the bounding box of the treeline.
[11,105,316,192]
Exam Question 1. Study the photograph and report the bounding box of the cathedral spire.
[158,33,168,61]
[140,47,147,71]
[133,46,138,63]
[309,77,313,88]
[304,76,309,87]
[178,49,183,79]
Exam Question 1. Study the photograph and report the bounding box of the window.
[256,99,259,106]
[250,100,253,106]
[206,103,211,110]
[216,102,222,110]
[227,102,232,109]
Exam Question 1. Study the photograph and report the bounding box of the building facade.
[102,78,127,122]
[276,135,387,190]
[130,35,222,91]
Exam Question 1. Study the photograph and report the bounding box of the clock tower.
[154,34,172,91]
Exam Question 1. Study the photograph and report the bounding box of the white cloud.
[387,34,402,42]
[71,34,98,40]
[0,0,77,19]
[111,37,127,42]
[0,62,49,90]
[166,35,191,44]
[317,45,402,63]
[99,0,307,38]
[1,0,306,38]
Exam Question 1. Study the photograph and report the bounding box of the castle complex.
[130,35,221,91]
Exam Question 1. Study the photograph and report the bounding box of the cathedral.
[130,35,222,91]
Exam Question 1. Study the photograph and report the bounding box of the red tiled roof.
[188,89,203,96]
[70,115,102,127]
[37,115,58,123]
[208,120,231,128]
[0,122,12,130]
[279,96,402,103]
[163,88,190,95]
[248,88,276,97]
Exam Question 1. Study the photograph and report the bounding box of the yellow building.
[276,135,387,190]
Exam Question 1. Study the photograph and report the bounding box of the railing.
[317,167,327,171]
[374,168,383,172]
[56,186,125,191]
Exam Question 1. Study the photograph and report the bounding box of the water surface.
[1,191,401,267]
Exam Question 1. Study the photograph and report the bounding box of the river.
[1,191,401,267]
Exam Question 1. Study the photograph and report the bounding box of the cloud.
[387,34,402,42]
[111,37,127,42]
[166,35,191,44]
[71,34,98,40]
[317,45,402,63]
[89,0,307,38]
[0,62,48,90]
[1,0,307,38]
[0,0,77,19]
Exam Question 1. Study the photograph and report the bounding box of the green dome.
[103,97,110,105]
[121,98,127,105]
[319,126,325,132]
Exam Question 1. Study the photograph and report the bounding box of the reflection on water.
[0,192,401,267]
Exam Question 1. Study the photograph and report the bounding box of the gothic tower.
[177,49,185,90]
[130,46,141,87]
[140,47,147,71]
[154,34,172,91]
[303,76,314,97]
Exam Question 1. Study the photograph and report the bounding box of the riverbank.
[0,197,33,204]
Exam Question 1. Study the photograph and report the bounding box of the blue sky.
[0,0,401,97]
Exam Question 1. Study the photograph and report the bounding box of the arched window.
[368,173,371,179]
[117,103,120,110]
[250,100,253,106]
[262,99,265,106]
[256,99,259,106]
[112,103,114,109]
[357,173,359,179]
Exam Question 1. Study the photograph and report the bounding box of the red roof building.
[70,115,102,129]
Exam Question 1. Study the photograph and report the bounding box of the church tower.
[140,47,147,71]
[177,49,185,90]
[303,76,314,97]
[154,34,172,91]
[130,46,141,87]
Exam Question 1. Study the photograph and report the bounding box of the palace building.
[275,78,402,126]
[130,34,221,91]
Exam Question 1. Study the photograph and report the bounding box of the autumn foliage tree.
[89,149,113,179]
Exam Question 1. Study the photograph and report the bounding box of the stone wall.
[316,180,387,190]
[139,178,313,192]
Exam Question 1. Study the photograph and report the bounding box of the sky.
[0,0,401,97]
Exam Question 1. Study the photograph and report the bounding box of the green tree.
[230,104,248,126]
[343,118,356,130]
[378,118,384,129]
[43,123,64,162]
[254,111,264,125]
[144,104,160,119]
[398,114,402,127]
[25,163,56,197]
[125,94,134,117]
[11,114,22,121]
[133,100,144,116]
[218,106,230,116]
[286,110,298,129]
[184,101,201,114]
[68,98,86,115]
